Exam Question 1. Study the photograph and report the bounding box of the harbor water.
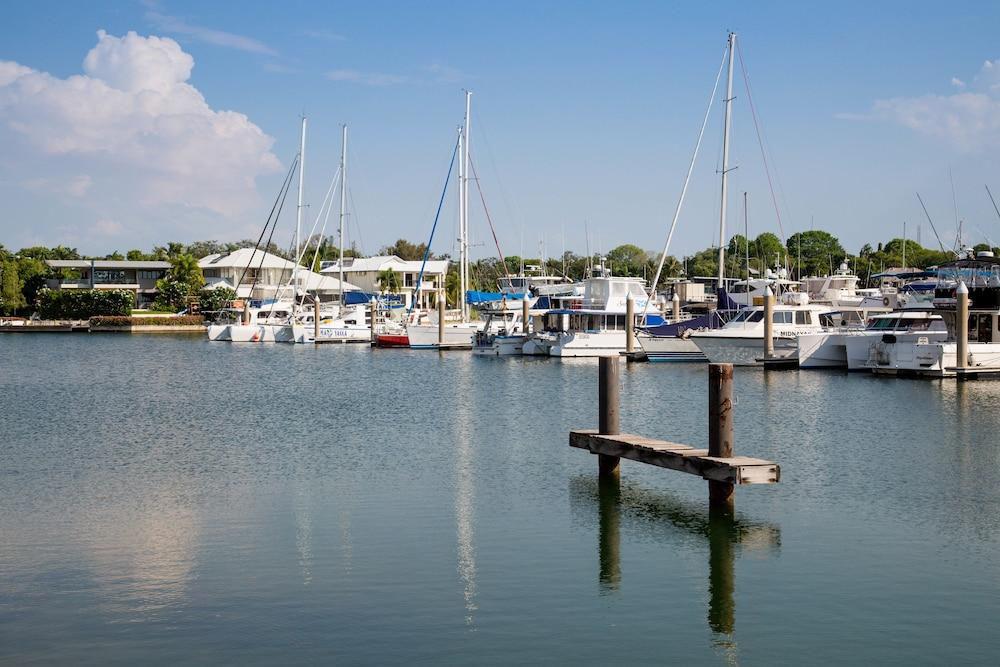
[2,334,999,664]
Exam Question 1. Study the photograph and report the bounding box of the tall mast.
[457,125,464,316]
[717,32,736,290]
[339,124,348,306]
[295,115,307,313]
[461,90,472,321]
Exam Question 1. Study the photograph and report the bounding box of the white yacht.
[869,254,1000,377]
[689,293,829,365]
[799,261,868,308]
[471,307,532,356]
[292,302,372,343]
[523,261,663,357]
[207,300,297,343]
[797,310,944,369]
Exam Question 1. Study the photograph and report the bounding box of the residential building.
[45,259,172,308]
[199,248,360,301]
[320,255,448,309]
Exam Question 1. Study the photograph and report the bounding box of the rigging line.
[986,185,1000,229]
[736,40,786,250]
[301,166,344,308]
[640,42,729,324]
[467,153,512,286]
[915,192,948,254]
[408,132,461,318]
[296,165,342,308]
[253,160,297,316]
[347,187,366,256]
[471,107,525,240]
[238,155,298,290]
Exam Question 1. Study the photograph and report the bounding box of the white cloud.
[92,218,124,236]
[864,58,1000,152]
[303,29,345,42]
[0,30,281,229]
[325,68,412,86]
[145,10,277,56]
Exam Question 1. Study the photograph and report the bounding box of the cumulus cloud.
[863,58,1000,152]
[0,30,281,225]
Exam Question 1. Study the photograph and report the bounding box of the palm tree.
[168,253,205,291]
[377,268,400,293]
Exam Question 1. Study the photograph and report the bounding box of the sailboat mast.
[716,32,736,290]
[461,90,472,321]
[457,126,464,316]
[339,124,348,306]
[295,116,307,313]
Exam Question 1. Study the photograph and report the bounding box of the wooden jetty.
[570,358,780,508]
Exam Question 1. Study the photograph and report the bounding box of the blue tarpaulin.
[465,290,528,305]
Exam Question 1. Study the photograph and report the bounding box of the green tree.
[607,244,648,276]
[377,268,401,293]
[1,258,25,314]
[753,233,786,271]
[153,254,204,311]
[380,239,428,261]
[786,230,846,276]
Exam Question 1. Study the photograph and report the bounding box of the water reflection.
[453,355,478,627]
[571,476,780,662]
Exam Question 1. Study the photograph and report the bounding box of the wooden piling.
[708,363,735,509]
[672,292,681,322]
[369,298,377,345]
[522,296,530,334]
[763,287,774,360]
[626,296,635,353]
[598,356,621,477]
[438,290,445,348]
[313,298,320,341]
[956,281,969,369]
[242,301,251,325]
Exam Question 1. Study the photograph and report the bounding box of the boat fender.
[882,296,891,307]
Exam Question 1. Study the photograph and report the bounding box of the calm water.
[2,334,999,665]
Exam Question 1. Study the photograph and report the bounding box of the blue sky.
[2,1,1000,260]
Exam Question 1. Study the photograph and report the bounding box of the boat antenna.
[338,124,348,307]
[915,192,948,254]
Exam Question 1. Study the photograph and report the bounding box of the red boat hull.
[375,334,410,348]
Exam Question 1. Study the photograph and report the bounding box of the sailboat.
[406,91,483,349]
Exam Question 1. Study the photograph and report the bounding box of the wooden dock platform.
[570,430,780,485]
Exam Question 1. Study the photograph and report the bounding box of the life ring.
[882,296,890,307]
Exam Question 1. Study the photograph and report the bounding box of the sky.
[3,0,1000,260]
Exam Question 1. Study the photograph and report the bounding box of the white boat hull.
[227,324,295,343]
[637,333,706,362]
[797,332,848,368]
[692,334,797,366]
[207,324,232,341]
[472,335,526,356]
[549,330,627,357]
[407,323,480,349]
[294,324,371,344]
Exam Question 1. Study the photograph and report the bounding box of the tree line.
[3,229,995,315]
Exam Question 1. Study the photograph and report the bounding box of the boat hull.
[691,334,797,366]
[375,334,410,348]
[228,324,294,343]
[207,324,232,341]
[797,332,847,369]
[407,323,479,349]
[637,333,706,362]
[472,335,526,356]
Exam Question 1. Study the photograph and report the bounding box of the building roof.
[199,248,360,292]
[46,259,171,269]
[321,254,449,275]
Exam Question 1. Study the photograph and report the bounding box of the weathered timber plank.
[569,430,779,485]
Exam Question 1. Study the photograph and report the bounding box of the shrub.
[89,315,205,327]
[36,288,134,319]
[198,286,238,313]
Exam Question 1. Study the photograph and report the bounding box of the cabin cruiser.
[635,311,717,362]
[689,292,829,365]
[869,253,1000,377]
[797,310,944,369]
[726,268,801,308]
[471,305,532,356]
[522,262,664,357]
[799,261,870,308]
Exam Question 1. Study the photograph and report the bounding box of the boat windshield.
[729,309,764,324]
[865,317,901,330]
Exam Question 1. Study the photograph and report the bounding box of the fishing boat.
[471,302,533,356]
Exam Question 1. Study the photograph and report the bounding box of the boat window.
[795,311,811,325]
[820,313,835,327]
[974,314,993,343]
[731,310,750,322]
[772,311,792,324]
[731,284,750,293]
[747,310,765,323]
